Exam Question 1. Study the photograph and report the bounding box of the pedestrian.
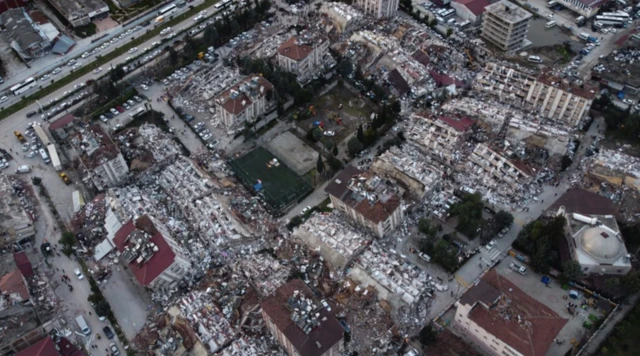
[89,312,92,315]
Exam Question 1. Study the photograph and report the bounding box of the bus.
[595,16,628,27]
[10,77,37,96]
[547,0,557,7]
[158,4,177,16]
[214,0,232,10]
[601,12,630,20]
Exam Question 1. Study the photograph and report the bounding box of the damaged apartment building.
[466,143,532,198]
[0,175,36,248]
[72,124,129,191]
[325,165,404,238]
[320,2,365,34]
[214,75,274,129]
[277,31,331,83]
[475,62,596,127]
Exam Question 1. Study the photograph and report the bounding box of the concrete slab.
[101,266,152,339]
[264,131,317,175]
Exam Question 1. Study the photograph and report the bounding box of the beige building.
[325,165,404,238]
[75,125,129,191]
[555,0,605,18]
[406,112,474,166]
[354,0,399,18]
[475,63,595,127]
[215,75,273,128]
[467,143,531,191]
[481,0,532,52]
[113,215,192,290]
[261,279,344,356]
[277,33,329,80]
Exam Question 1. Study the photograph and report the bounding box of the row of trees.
[595,94,640,141]
[346,103,401,157]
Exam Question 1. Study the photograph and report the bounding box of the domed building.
[561,209,632,276]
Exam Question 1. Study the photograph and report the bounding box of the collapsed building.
[72,124,129,191]
[475,63,596,127]
[320,2,365,33]
[293,212,371,270]
[0,175,36,248]
[405,112,474,166]
[325,165,404,238]
[371,144,443,200]
[467,143,531,193]
[115,124,183,174]
[353,0,399,19]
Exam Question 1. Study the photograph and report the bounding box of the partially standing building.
[215,75,273,129]
[73,124,129,191]
[481,0,532,52]
[451,0,491,25]
[0,8,51,60]
[353,0,399,19]
[555,0,605,19]
[45,0,109,27]
[277,33,330,82]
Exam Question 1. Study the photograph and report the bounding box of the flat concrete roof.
[485,0,532,24]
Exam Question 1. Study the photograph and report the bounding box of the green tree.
[356,124,364,143]
[168,47,179,66]
[418,324,437,346]
[561,260,583,282]
[446,28,453,37]
[495,210,514,230]
[95,300,111,317]
[620,271,640,295]
[418,218,438,238]
[31,177,42,186]
[60,231,77,257]
[316,154,324,174]
[328,155,343,171]
[332,145,339,156]
[312,127,323,141]
[286,216,303,230]
[203,26,218,45]
[347,137,364,157]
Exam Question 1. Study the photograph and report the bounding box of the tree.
[312,127,323,141]
[60,231,77,257]
[494,210,514,230]
[203,26,219,45]
[316,154,324,174]
[418,325,437,346]
[561,260,583,282]
[95,300,111,317]
[286,216,303,230]
[356,124,364,142]
[168,47,179,66]
[31,177,42,186]
[446,28,453,37]
[109,65,125,83]
[332,145,339,156]
[328,155,343,171]
[418,218,438,238]
[347,137,364,157]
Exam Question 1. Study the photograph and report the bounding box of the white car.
[0,96,7,103]
[418,252,431,262]
[94,67,103,74]
[22,143,30,151]
[546,13,554,19]
[110,108,119,115]
[28,150,38,158]
[323,131,335,136]
[74,268,84,280]
[52,67,61,75]
[128,47,138,54]
[320,299,331,311]
[71,63,81,70]
[486,240,497,250]
[300,206,311,215]
[100,115,108,122]
[141,84,149,90]
[623,98,634,105]
[81,52,90,58]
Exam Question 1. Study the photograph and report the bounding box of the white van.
[39,148,50,164]
[528,55,542,63]
[76,315,91,335]
[15,165,31,174]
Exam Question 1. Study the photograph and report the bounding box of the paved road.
[0,0,205,104]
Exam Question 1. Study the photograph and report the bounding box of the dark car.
[116,106,125,113]
[103,326,115,339]
[26,111,37,118]
[104,112,114,119]
[183,114,195,122]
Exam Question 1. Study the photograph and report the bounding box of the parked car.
[102,326,115,339]
[0,96,8,103]
[110,108,119,115]
[28,150,38,158]
[122,103,131,110]
[300,206,311,215]
[486,240,497,250]
[26,111,37,118]
[133,95,142,102]
[127,99,135,106]
[109,343,120,356]
[74,268,84,280]
[116,106,125,113]
[140,84,149,90]
[323,131,335,136]
[183,114,195,122]
[100,115,108,122]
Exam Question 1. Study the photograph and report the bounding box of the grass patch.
[0,0,221,120]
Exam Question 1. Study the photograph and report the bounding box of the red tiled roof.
[546,188,619,217]
[222,93,253,115]
[49,113,75,131]
[466,269,568,356]
[113,220,136,252]
[411,49,430,67]
[217,75,273,115]
[15,336,58,356]
[261,279,344,356]
[277,36,314,61]
[13,251,34,278]
[430,70,464,88]
[0,269,29,301]
[438,116,474,132]
[455,0,491,16]
[55,337,85,356]
[129,232,176,286]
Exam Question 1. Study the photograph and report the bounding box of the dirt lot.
[422,329,483,356]
[297,84,375,145]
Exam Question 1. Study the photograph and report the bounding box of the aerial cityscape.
[0,0,640,355]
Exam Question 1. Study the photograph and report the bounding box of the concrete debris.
[115,124,182,174]
[0,175,37,248]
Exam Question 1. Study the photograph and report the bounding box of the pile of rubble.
[116,124,182,173]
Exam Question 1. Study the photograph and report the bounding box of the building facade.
[475,63,595,127]
[45,0,109,27]
[451,0,491,25]
[75,125,129,191]
[467,143,530,191]
[354,0,399,18]
[555,0,605,18]
[0,8,52,59]
[325,165,404,238]
[277,33,329,80]
[215,75,273,128]
[481,0,532,52]
[406,113,474,166]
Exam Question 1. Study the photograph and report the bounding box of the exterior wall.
[149,257,191,289]
[555,0,600,18]
[216,95,267,127]
[454,303,524,356]
[526,81,592,127]
[408,117,465,165]
[277,40,329,79]
[262,311,343,356]
[354,0,399,18]
[451,2,480,24]
[328,194,403,238]
[0,0,27,15]
[481,9,530,51]
[370,159,426,199]
[91,153,129,191]
[0,324,47,354]
[468,143,529,190]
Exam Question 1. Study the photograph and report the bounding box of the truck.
[15,165,31,174]
[14,131,25,143]
[510,262,527,275]
[47,144,62,171]
[33,124,51,146]
[59,172,71,185]
[578,32,590,41]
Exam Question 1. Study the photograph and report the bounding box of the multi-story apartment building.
[467,143,531,191]
[475,63,596,127]
[406,112,474,166]
[354,0,399,18]
[215,75,273,128]
[0,8,52,59]
[113,215,192,290]
[481,0,532,52]
[555,0,605,18]
[45,0,109,27]
[325,165,404,238]
[75,125,129,191]
[261,278,344,356]
[277,32,329,80]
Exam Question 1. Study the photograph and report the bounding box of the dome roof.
[578,227,624,262]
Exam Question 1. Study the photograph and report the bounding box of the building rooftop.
[459,280,500,307]
[277,33,327,61]
[74,124,121,170]
[49,113,75,131]
[0,176,35,247]
[47,0,108,20]
[0,8,48,54]
[217,75,273,115]
[439,115,475,132]
[536,72,597,100]
[388,68,410,96]
[261,279,344,356]
[461,269,568,356]
[546,188,618,217]
[13,252,33,278]
[325,165,402,224]
[455,0,491,16]
[15,336,58,356]
[484,0,532,24]
[0,269,29,301]
[112,216,176,287]
[597,59,640,89]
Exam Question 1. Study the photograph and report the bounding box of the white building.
[75,124,129,191]
[555,0,606,18]
[481,0,532,52]
[215,75,273,128]
[451,0,491,25]
[354,0,399,19]
[277,33,329,81]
